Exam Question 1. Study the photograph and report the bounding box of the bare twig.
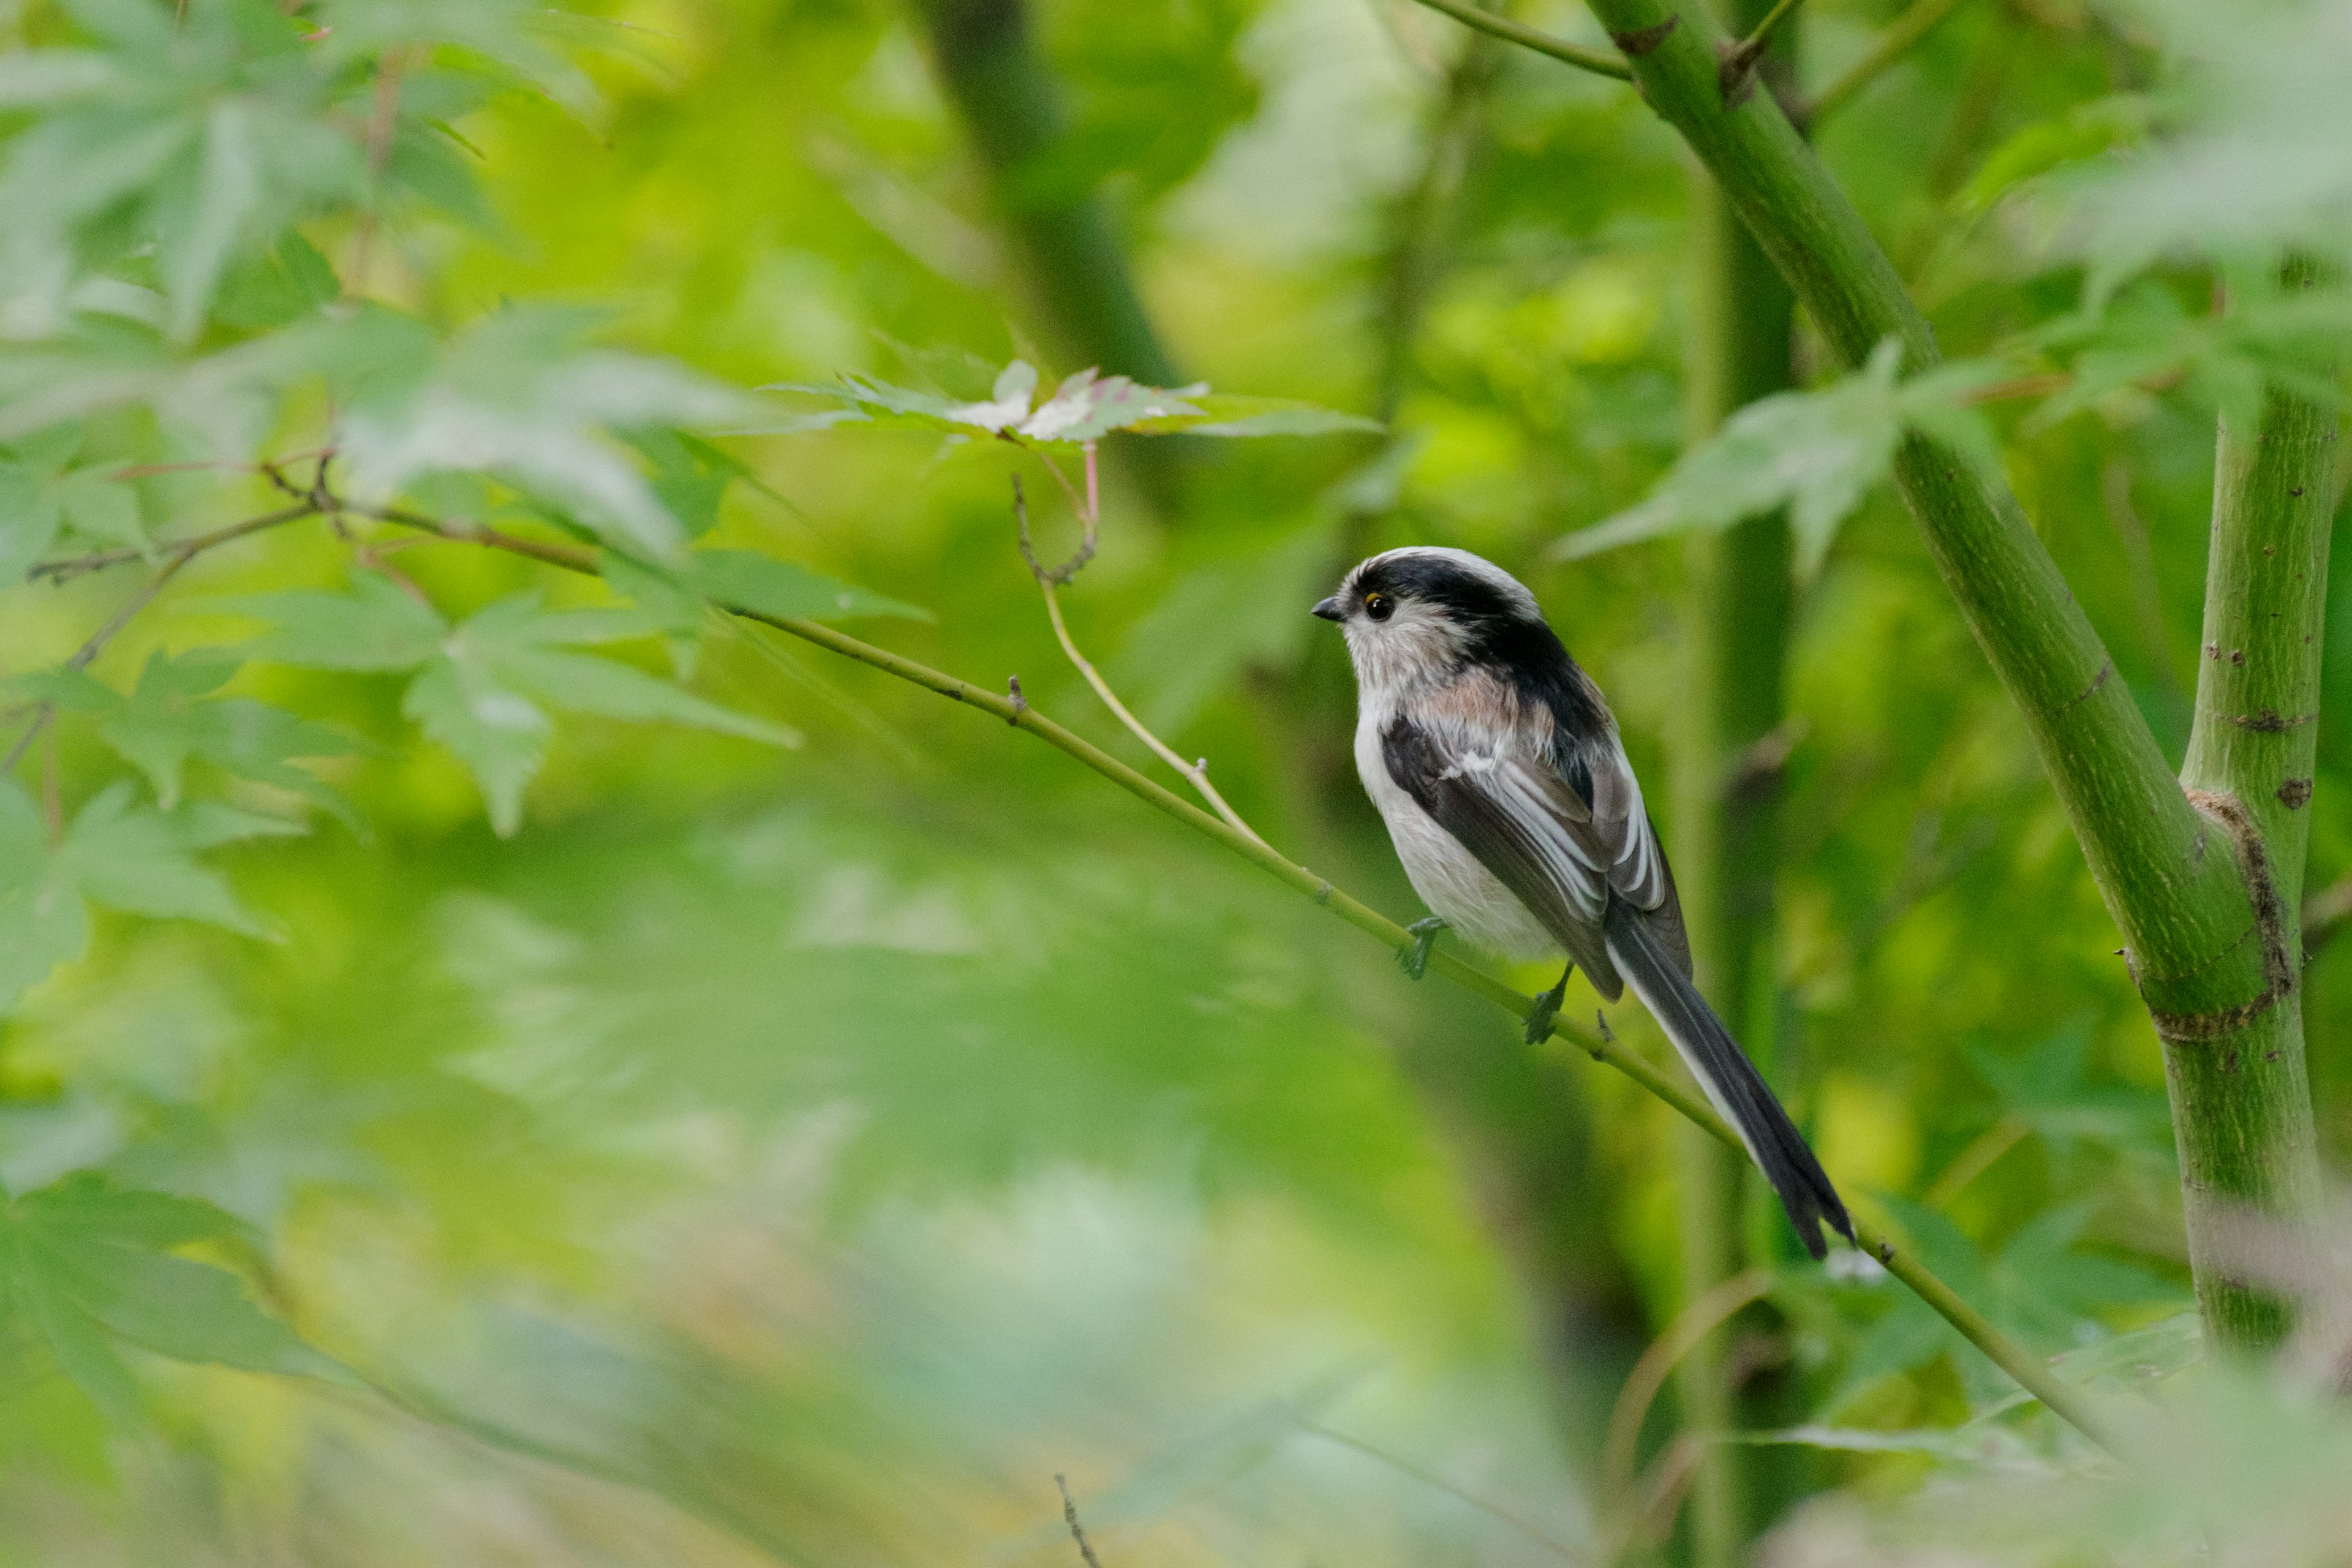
[1600,1267,1774,1514]
[28,503,316,586]
[1806,0,1975,122]
[1011,479,1271,850]
[1404,0,1634,80]
[1054,1475,1104,1568]
[1015,466,1098,586]
[4,549,206,773]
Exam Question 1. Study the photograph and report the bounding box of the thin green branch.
[1406,0,1634,81]
[1806,0,1973,123]
[2168,255,2336,1349]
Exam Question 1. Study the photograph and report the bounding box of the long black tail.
[1603,900,1854,1259]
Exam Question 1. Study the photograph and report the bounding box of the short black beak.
[1310,597,1344,622]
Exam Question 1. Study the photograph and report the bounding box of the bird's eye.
[1364,592,1394,622]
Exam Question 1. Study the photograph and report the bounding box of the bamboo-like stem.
[2168,257,2336,1351]
[1670,1,1800,1547]
[1405,0,1634,80]
[1571,0,2292,1346]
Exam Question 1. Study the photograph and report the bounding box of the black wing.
[1382,717,1679,998]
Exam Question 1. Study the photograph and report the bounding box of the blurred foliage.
[0,0,2347,1564]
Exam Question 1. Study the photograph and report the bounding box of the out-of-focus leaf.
[1557,341,2004,579]
[0,1170,355,1427]
[224,576,801,834]
[335,307,756,559]
[1963,96,2153,214]
[0,780,298,1012]
[1128,393,1384,437]
[214,571,451,671]
[15,648,365,820]
[777,359,1371,447]
[2048,0,2352,274]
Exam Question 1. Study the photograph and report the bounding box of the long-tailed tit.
[1314,546,1852,1258]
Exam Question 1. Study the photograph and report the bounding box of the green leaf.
[401,658,551,839]
[1558,341,2003,580]
[0,1172,355,1426]
[1961,95,2152,213]
[0,461,66,583]
[23,649,366,818]
[0,780,296,1012]
[403,592,799,835]
[771,360,1371,447]
[215,572,451,671]
[334,307,756,560]
[1126,394,1384,438]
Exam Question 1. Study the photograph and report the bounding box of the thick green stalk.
[912,0,1185,507]
[1572,0,2288,1342]
[2169,261,2335,1350]
[1672,141,1796,1563]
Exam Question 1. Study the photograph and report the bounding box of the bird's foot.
[1396,918,1449,981]
[1522,970,1570,1045]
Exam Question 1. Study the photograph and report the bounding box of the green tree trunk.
[1573,0,2329,1353]
[1670,24,1796,1561]
[2169,259,2335,1349]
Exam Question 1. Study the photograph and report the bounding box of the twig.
[1806,0,1975,122]
[4,550,204,773]
[1054,1476,1104,1568]
[28,503,316,586]
[1011,480,1271,850]
[1404,0,1634,80]
[1015,467,1098,586]
[1296,1419,1585,1560]
[1600,1268,1774,1516]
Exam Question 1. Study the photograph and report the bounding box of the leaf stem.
[1405,0,1634,80]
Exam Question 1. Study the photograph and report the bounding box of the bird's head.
[1311,546,1553,696]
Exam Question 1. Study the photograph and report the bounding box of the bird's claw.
[1522,971,1569,1045]
[1396,917,1449,980]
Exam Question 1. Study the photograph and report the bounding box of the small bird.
[1314,546,1853,1258]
